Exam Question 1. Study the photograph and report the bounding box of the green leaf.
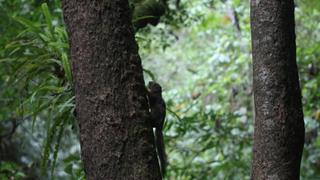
[12,16,41,32]
[63,154,80,164]
[58,96,75,113]
[51,119,66,178]
[0,58,14,63]
[61,52,73,83]
[39,33,51,42]
[41,3,55,39]
[41,114,64,175]
[64,164,73,175]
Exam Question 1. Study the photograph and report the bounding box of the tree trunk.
[61,1,161,179]
[251,0,305,179]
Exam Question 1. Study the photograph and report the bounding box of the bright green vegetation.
[0,0,319,179]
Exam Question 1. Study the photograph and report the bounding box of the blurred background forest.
[0,0,319,179]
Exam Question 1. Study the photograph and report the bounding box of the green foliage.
[295,1,320,179]
[6,5,74,175]
[0,1,77,179]
[0,162,26,179]
[62,153,86,180]
[141,0,320,179]
[0,0,320,179]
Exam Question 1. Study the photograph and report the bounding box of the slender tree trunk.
[61,1,161,179]
[251,0,305,179]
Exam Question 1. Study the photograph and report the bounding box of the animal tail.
[155,128,167,177]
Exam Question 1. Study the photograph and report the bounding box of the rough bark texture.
[251,0,305,179]
[61,1,161,179]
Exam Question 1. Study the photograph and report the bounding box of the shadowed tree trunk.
[61,1,161,179]
[251,0,305,179]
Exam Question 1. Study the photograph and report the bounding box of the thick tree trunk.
[61,1,161,179]
[251,0,305,179]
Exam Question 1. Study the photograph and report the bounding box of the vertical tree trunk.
[251,0,305,179]
[61,1,161,179]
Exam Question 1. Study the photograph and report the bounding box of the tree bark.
[251,0,305,179]
[61,1,161,179]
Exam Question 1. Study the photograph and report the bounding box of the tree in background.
[251,0,305,179]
